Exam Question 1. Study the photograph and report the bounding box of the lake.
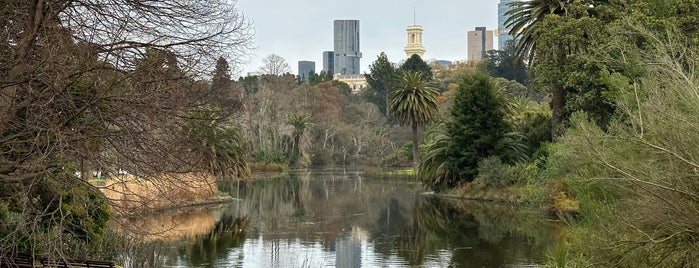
[156,168,562,267]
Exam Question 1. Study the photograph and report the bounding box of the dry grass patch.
[101,172,221,215]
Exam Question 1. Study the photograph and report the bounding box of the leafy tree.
[507,0,614,137]
[400,54,433,81]
[389,71,440,169]
[364,52,398,115]
[480,41,529,86]
[560,24,699,267]
[332,80,353,96]
[238,75,260,94]
[307,70,333,85]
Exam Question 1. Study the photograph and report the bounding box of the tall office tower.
[498,0,519,49]
[404,25,426,58]
[322,51,334,73]
[298,61,315,81]
[333,20,362,75]
[467,27,493,61]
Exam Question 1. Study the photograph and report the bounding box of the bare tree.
[259,54,291,76]
[0,0,252,259]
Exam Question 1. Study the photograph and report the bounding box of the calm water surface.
[159,168,561,267]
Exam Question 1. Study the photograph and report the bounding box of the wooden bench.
[0,252,35,268]
[40,258,114,268]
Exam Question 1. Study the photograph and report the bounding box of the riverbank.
[100,173,234,216]
[438,180,580,218]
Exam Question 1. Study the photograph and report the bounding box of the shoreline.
[113,193,238,218]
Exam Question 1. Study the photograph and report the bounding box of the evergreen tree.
[445,72,508,184]
[400,54,433,81]
[212,56,231,91]
[363,52,398,115]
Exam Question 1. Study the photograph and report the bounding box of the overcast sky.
[234,0,499,77]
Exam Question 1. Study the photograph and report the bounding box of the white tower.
[404,25,426,58]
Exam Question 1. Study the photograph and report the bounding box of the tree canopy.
[400,54,433,81]
[364,52,398,116]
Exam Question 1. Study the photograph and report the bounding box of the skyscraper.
[467,27,493,62]
[498,0,519,49]
[322,51,334,74]
[333,20,362,75]
[298,61,315,81]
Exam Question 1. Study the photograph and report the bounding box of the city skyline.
[236,0,498,77]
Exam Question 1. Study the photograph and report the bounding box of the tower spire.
[413,5,416,25]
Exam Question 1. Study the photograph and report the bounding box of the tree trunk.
[411,123,419,173]
[551,83,567,140]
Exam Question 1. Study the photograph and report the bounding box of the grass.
[99,172,224,216]
[363,167,416,180]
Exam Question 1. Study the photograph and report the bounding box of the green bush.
[475,156,519,187]
[251,150,286,164]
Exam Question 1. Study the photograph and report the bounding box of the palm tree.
[287,114,313,159]
[418,122,453,190]
[505,0,569,63]
[184,107,249,179]
[505,0,609,137]
[389,71,440,170]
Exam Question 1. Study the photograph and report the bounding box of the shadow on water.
[155,168,561,267]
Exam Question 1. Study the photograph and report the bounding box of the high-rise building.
[322,51,334,74]
[298,61,315,81]
[404,25,426,58]
[467,27,493,62]
[498,0,519,49]
[333,20,362,75]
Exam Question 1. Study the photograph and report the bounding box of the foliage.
[400,54,433,81]
[0,174,111,251]
[418,122,453,190]
[480,41,529,86]
[212,56,232,92]
[181,107,249,178]
[445,72,509,183]
[363,52,399,115]
[389,71,440,168]
[239,75,260,94]
[474,156,520,187]
[251,151,286,164]
[556,27,699,266]
[419,73,512,190]
[331,80,352,96]
[287,114,313,165]
[308,70,334,85]
[211,56,243,115]
[507,0,615,138]
[389,71,440,129]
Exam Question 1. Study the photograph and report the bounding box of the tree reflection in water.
[171,215,250,267]
[159,169,560,267]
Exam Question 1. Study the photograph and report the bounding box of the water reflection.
[160,168,560,267]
